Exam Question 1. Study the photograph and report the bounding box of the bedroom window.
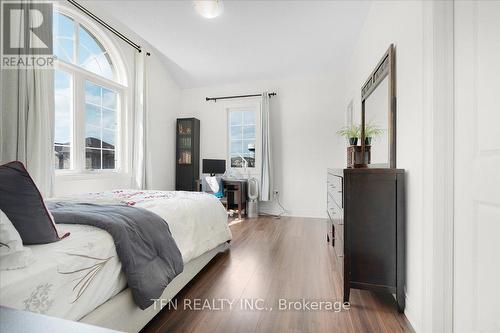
[228,108,257,168]
[53,9,127,172]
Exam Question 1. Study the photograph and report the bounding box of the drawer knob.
[337,254,344,258]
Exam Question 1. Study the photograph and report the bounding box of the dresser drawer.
[326,218,333,244]
[333,223,344,273]
[328,195,344,227]
[327,194,336,220]
[327,172,343,209]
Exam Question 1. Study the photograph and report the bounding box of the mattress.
[80,242,230,333]
[0,224,126,321]
[48,190,233,263]
[0,190,232,322]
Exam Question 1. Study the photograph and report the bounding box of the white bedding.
[0,190,231,321]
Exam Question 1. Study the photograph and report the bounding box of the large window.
[53,10,126,172]
[228,108,257,168]
[84,81,117,169]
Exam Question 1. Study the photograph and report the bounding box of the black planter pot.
[365,137,372,145]
[349,137,358,146]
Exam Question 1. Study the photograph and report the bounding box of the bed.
[0,190,232,333]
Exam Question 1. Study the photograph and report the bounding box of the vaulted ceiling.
[86,1,371,88]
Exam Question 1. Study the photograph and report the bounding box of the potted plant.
[363,123,383,145]
[337,125,360,146]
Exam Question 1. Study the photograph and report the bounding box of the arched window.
[53,8,127,172]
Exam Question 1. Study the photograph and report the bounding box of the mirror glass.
[364,76,389,165]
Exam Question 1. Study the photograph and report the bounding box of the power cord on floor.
[259,191,286,219]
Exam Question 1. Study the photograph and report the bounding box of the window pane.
[231,154,247,168]
[54,145,71,170]
[246,156,255,168]
[54,69,72,170]
[242,125,255,140]
[102,150,115,169]
[230,126,241,141]
[102,109,116,130]
[85,103,100,127]
[102,129,115,149]
[53,12,74,63]
[79,26,114,80]
[230,111,242,126]
[55,69,71,90]
[85,125,101,148]
[86,148,101,169]
[228,110,257,168]
[230,140,243,154]
[85,81,101,105]
[243,139,255,153]
[54,71,72,145]
[243,111,256,125]
[102,88,117,110]
[84,80,118,170]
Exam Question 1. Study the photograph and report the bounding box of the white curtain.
[260,92,272,201]
[0,1,55,197]
[132,51,148,189]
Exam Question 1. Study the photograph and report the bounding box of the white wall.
[145,55,180,191]
[54,2,181,196]
[180,74,346,218]
[344,1,425,331]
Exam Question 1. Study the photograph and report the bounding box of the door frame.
[421,1,454,332]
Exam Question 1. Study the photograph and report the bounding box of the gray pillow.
[0,161,61,244]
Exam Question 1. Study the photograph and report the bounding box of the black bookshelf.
[175,118,200,191]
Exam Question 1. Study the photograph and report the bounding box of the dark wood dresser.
[327,168,406,312]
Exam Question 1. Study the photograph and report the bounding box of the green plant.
[363,123,384,138]
[336,125,360,139]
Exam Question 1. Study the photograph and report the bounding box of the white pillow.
[0,209,36,270]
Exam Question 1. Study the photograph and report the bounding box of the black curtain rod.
[67,0,150,56]
[206,92,276,102]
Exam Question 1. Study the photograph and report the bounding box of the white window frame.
[53,4,130,178]
[225,99,261,175]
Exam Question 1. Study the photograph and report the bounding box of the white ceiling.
[88,1,371,88]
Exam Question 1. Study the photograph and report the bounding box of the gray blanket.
[46,202,184,310]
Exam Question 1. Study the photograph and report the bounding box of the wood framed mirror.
[360,44,396,168]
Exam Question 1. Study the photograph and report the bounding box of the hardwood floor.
[143,217,414,333]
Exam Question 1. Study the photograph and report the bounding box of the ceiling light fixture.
[194,0,223,19]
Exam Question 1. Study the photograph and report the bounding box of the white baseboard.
[404,293,421,333]
[282,209,327,219]
[259,206,327,219]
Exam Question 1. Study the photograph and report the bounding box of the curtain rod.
[206,92,276,102]
[67,0,150,56]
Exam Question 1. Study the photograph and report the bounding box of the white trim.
[52,4,131,179]
[405,293,422,333]
[421,1,455,332]
[53,2,128,86]
[57,60,127,91]
[224,99,262,176]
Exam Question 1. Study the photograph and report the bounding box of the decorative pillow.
[0,209,36,270]
[0,161,61,244]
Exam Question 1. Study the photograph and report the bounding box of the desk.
[223,179,247,219]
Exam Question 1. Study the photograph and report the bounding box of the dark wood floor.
[143,217,414,333]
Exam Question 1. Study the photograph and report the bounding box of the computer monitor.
[202,159,226,176]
